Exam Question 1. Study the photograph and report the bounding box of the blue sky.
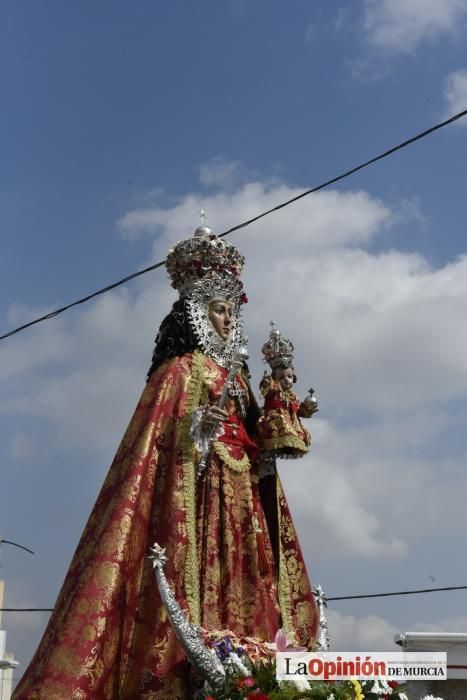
[2,0,467,685]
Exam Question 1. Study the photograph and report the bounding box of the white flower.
[421,695,445,700]
[370,680,391,695]
[227,651,250,676]
[278,678,311,691]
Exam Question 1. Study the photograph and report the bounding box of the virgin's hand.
[191,406,226,451]
[193,405,228,430]
[204,406,229,425]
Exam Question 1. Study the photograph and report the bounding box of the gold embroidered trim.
[261,434,308,453]
[276,475,296,644]
[177,350,206,624]
[278,387,296,403]
[212,442,251,472]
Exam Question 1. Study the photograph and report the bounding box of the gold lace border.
[178,351,207,624]
[261,434,309,453]
[212,442,251,472]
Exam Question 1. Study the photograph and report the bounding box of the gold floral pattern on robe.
[13,352,317,700]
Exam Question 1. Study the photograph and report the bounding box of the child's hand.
[259,371,272,396]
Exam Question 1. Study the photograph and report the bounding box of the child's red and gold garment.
[257,378,311,458]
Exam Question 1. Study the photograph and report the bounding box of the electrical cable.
[217,108,467,239]
[327,584,467,602]
[0,609,53,612]
[1,108,466,344]
[2,584,467,612]
[0,540,35,555]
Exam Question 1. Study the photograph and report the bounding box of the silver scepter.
[149,543,226,690]
[196,337,249,479]
[313,584,330,651]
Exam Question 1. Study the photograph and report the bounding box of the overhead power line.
[0,608,53,612]
[0,539,35,555]
[327,584,467,602]
[1,107,466,345]
[217,108,467,239]
[2,583,467,612]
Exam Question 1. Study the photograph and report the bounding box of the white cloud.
[362,0,467,53]
[279,440,409,561]
[0,306,73,381]
[413,614,467,633]
[0,579,50,681]
[198,156,253,190]
[442,69,467,122]
[328,609,467,651]
[286,410,467,570]
[118,182,392,252]
[1,584,45,637]
[328,609,399,650]
[0,285,175,453]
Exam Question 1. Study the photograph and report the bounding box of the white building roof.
[395,632,467,679]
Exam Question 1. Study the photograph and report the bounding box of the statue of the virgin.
[13,224,318,699]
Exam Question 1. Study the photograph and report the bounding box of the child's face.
[275,367,294,390]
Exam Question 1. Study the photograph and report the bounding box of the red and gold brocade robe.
[13,351,318,700]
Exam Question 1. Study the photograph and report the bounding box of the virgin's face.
[208,299,234,341]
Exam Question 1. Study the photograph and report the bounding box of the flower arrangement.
[192,630,439,700]
[196,668,412,699]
